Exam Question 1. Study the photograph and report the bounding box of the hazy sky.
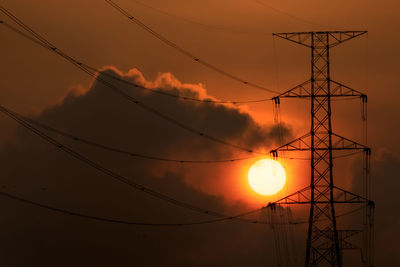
[0,0,399,266]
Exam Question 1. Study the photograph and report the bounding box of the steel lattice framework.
[268,31,374,267]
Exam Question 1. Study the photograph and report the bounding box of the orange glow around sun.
[248,159,286,196]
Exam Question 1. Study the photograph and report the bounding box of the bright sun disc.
[248,159,286,196]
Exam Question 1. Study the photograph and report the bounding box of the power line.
[101,67,360,104]
[251,0,337,30]
[0,12,269,156]
[6,103,360,228]
[276,150,365,161]
[0,16,362,163]
[0,10,362,162]
[0,190,209,226]
[0,18,270,105]
[0,104,265,224]
[0,190,264,226]
[14,110,364,164]
[104,0,279,94]
[0,6,357,107]
[130,0,270,36]
[0,189,365,227]
[21,114,259,164]
[0,105,370,228]
[0,5,370,235]
[89,66,274,104]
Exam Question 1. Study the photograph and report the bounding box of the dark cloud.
[0,67,292,266]
[1,66,393,266]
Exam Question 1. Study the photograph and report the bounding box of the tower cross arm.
[328,31,367,47]
[269,132,370,155]
[269,133,312,155]
[273,31,367,48]
[272,79,366,101]
[266,186,312,206]
[267,186,373,206]
[272,80,312,100]
[330,80,366,99]
[331,133,369,151]
[273,32,313,47]
[333,186,373,204]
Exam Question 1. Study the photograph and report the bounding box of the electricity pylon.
[268,31,374,267]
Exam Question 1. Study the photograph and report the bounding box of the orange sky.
[0,0,399,266]
[2,0,399,145]
[1,0,396,199]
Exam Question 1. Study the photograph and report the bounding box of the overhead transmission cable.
[0,14,366,161]
[0,6,370,228]
[0,105,367,227]
[0,18,269,105]
[89,67,274,104]
[251,0,337,30]
[0,190,246,227]
[104,0,279,94]
[0,6,358,107]
[22,111,364,164]
[0,104,265,225]
[2,6,360,167]
[130,0,270,36]
[0,188,366,228]
[22,115,258,164]
[0,10,269,156]
[278,150,365,160]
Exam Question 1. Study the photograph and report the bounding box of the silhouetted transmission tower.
[268,31,375,267]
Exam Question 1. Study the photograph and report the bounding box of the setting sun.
[248,159,286,196]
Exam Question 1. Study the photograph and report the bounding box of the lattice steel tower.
[268,31,374,267]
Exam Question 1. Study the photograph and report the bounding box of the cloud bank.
[0,67,293,266]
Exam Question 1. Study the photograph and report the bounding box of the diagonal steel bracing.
[269,31,374,267]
